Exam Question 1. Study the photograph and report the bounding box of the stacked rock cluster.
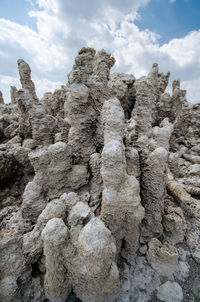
[0,48,199,302]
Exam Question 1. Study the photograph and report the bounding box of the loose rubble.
[0,47,199,302]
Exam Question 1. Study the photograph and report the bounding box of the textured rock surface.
[0,90,4,104]
[0,48,199,302]
[100,98,144,254]
[41,218,70,302]
[17,59,38,101]
[157,281,183,302]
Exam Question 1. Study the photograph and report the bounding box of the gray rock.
[157,281,183,302]
[0,47,199,302]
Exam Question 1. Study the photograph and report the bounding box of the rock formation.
[0,47,199,302]
[0,91,4,104]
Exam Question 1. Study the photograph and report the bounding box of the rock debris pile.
[0,47,200,302]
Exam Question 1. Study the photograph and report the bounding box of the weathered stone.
[70,217,120,302]
[157,281,183,302]
[10,86,18,104]
[0,90,4,104]
[163,205,186,244]
[147,238,178,277]
[0,47,199,302]
[17,59,38,101]
[41,218,70,302]
[101,98,144,254]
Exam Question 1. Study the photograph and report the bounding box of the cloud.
[0,50,10,59]
[181,77,200,104]
[49,0,150,21]
[169,0,176,3]
[160,30,200,70]
[0,0,199,104]
[0,18,69,73]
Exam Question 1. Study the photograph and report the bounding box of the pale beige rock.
[22,195,75,260]
[0,228,31,302]
[101,98,144,254]
[42,87,68,118]
[147,238,178,277]
[186,218,200,264]
[151,118,174,151]
[68,47,96,85]
[70,217,120,302]
[10,86,18,104]
[125,147,140,178]
[163,205,186,244]
[125,65,173,241]
[167,171,200,218]
[141,147,168,238]
[183,154,200,164]
[17,59,38,101]
[67,83,96,163]
[0,47,199,302]
[17,90,57,145]
[68,202,92,228]
[184,185,200,196]
[157,281,183,302]
[89,152,102,209]
[189,164,200,176]
[27,142,73,200]
[60,192,79,211]
[22,180,46,223]
[41,218,70,302]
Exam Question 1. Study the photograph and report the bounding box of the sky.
[0,0,200,103]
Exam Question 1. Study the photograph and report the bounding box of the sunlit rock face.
[0,47,199,302]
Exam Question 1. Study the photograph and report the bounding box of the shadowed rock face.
[0,90,4,104]
[0,47,199,302]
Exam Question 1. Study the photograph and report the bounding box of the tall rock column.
[41,218,71,302]
[67,83,96,163]
[101,98,145,254]
[17,59,38,101]
[141,147,168,237]
[127,65,172,240]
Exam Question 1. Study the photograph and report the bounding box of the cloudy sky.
[0,0,200,103]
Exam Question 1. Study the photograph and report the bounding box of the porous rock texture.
[0,47,199,302]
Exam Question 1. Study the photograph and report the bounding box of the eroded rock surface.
[0,48,199,302]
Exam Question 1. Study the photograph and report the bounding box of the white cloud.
[170,0,176,3]
[0,18,69,72]
[160,30,200,68]
[0,0,199,104]
[34,77,63,97]
[181,78,200,104]
[36,0,59,13]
